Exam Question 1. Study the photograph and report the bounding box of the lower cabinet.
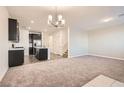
[29,47,36,55]
[35,48,48,60]
[9,50,24,67]
[29,47,33,55]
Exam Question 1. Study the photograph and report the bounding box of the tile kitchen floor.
[24,53,64,65]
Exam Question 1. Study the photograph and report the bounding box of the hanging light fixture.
[48,6,65,28]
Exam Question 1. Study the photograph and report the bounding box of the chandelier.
[47,7,65,28]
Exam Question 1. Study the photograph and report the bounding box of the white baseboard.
[88,53,124,61]
[70,53,88,58]
[68,53,124,61]
[0,69,8,82]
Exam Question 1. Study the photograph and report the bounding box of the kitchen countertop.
[34,47,48,49]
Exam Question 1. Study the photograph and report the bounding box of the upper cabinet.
[33,34,41,40]
[8,18,19,42]
[29,33,41,40]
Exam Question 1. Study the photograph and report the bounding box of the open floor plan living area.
[0,6,124,87]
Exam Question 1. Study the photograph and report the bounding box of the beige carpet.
[0,55,124,87]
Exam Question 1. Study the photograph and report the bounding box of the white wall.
[42,32,50,48]
[52,29,68,55]
[43,28,68,56]
[19,29,29,55]
[69,28,88,58]
[9,29,29,55]
[0,7,9,81]
[88,24,124,60]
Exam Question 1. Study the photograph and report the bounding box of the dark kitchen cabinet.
[35,48,48,60]
[8,18,19,42]
[29,34,41,41]
[33,34,41,40]
[29,47,33,55]
[29,47,36,55]
[29,34,33,43]
[9,50,24,67]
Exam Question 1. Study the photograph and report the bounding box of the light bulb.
[62,20,65,24]
[58,15,62,21]
[27,27,31,30]
[30,20,34,24]
[48,15,52,21]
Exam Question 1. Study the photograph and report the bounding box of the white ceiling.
[7,6,124,32]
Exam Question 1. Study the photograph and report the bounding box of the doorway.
[29,31,42,55]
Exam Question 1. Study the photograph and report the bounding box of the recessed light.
[44,29,47,32]
[102,17,113,23]
[27,27,31,30]
[30,20,34,24]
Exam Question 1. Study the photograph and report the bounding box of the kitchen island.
[34,47,50,61]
